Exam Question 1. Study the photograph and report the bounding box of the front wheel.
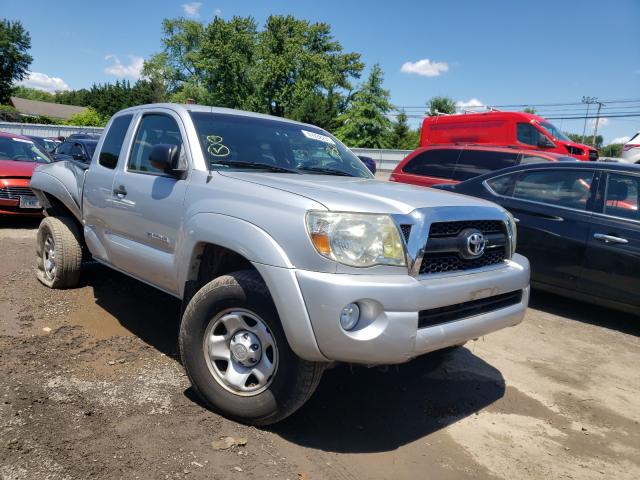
[36,216,82,289]
[179,270,325,425]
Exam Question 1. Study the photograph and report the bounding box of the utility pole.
[591,100,605,148]
[581,96,596,143]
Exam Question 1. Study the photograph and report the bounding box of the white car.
[621,132,640,163]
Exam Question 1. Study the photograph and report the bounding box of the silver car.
[30,103,530,424]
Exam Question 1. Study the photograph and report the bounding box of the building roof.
[10,97,87,120]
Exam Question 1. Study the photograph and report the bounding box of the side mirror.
[53,154,74,162]
[72,153,85,161]
[148,144,184,175]
[537,135,555,148]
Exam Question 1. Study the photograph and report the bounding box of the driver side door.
[102,110,191,296]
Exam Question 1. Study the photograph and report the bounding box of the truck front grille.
[418,290,523,328]
[419,220,508,275]
[0,186,34,200]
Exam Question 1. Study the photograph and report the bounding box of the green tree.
[65,107,107,127]
[566,132,603,149]
[599,143,623,158]
[426,96,456,116]
[389,110,419,149]
[12,85,55,102]
[335,64,393,148]
[144,14,363,123]
[523,107,536,114]
[0,19,32,104]
[253,15,363,118]
[197,16,258,108]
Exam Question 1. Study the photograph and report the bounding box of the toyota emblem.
[466,231,486,257]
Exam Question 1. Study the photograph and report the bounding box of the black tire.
[36,216,82,289]
[179,270,325,425]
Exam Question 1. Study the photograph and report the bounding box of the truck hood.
[219,172,497,214]
[0,159,38,178]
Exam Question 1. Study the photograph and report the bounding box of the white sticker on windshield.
[12,138,33,144]
[301,129,335,145]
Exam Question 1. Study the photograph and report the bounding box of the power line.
[394,98,640,110]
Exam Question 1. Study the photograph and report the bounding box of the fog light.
[340,303,360,331]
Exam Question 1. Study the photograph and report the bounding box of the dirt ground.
[1,218,639,480]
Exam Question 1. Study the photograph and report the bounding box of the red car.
[0,132,51,216]
[389,144,576,188]
[421,111,598,161]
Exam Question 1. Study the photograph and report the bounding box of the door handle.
[593,233,628,245]
[113,185,127,197]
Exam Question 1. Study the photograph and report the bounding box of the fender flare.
[176,212,326,361]
[30,170,82,223]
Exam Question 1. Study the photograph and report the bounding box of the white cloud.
[182,2,203,17]
[17,72,71,92]
[214,8,222,16]
[104,55,144,80]
[400,58,449,77]
[456,98,485,111]
[610,136,631,145]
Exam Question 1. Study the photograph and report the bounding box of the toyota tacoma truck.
[30,103,530,425]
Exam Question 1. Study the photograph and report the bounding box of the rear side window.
[517,123,538,146]
[604,174,639,221]
[486,174,517,196]
[512,169,595,210]
[99,114,133,169]
[402,149,461,179]
[452,150,518,181]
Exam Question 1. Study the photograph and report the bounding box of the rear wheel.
[36,216,82,289]
[179,270,325,425]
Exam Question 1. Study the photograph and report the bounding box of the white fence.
[0,121,103,138]
[0,121,412,171]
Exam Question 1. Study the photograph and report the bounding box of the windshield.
[539,121,571,142]
[190,112,373,178]
[0,137,51,163]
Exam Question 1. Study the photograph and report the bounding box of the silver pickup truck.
[30,103,530,424]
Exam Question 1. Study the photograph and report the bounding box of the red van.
[420,111,598,161]
[389,144,575,188]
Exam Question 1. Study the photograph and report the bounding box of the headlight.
[505,211,518,256]
[306,211,406,267]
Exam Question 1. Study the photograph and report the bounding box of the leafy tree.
[144,14,363,122]
[566,132,603,149]
[65,107,107,127]
[198,16,258,108]
[252,15,363,118]
[389,110,419,149]
[12,85,55,101]
[523,107,536,114]
[0,19,32,104]
[599,143,623,158]
[335,64,393,148]
[426,96,456,116]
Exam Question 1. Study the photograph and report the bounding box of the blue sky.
[4,0,640,144]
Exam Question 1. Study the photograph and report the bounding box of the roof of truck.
[116,103,315,128]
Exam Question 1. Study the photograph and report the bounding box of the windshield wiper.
[297,166,354,177]
[211,160,300,174]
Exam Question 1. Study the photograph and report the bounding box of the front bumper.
[276,254,529,364]
[0,178,42,216]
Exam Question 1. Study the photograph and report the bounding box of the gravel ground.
[1,218,639,480]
